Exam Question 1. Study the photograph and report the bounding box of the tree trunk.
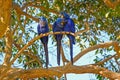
[0,0,12,38]
[0,0,12,65]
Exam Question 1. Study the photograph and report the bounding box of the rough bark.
[0,0,12,38]
[103,0,120,9]
[3,28,13,66]
[1,65,120,80]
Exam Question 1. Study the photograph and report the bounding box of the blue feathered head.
[60,12,70,19]
[56,18,63,23]
[56,18,64,28]
[39,16,47,26]
[39,16,47,22]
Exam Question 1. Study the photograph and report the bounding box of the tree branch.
[0,0,12,38]
[94,54,116,65]
[10,30,119,68]
[9,30,89,66]
[13,42,42,66]
[3,28,13,66]
[21,1,59,14]
[61,46,69,63]
[9,31,76,66]
[103,0,120,9]
[4,65,120,80]
[13,2,38,22]
[65,41,119,66]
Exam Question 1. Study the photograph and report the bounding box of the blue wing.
[60,12,75,65]
[52,18,64,65]
[64,18,75,44]
[37,17,49,68]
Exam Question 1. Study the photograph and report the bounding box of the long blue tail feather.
[70,40,73,65]
[43,43,49,68]
[57,40,61,65]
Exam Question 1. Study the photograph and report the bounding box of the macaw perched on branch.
[37,16,49,68]
[53,18,64,65]
[60,12,75,65]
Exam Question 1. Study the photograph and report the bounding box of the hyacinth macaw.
[53,18,64,65]
[60,12,75,65]
[37,16,49,68]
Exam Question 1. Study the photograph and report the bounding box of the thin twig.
[94,54,116,66]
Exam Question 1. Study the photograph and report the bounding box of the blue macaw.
[37,16,49,68]
[52,18,64,65]
[60,12,75,65]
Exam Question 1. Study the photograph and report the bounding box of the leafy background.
[0,0,120,79]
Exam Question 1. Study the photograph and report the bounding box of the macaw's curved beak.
[59,13,63,18]
[61,22,64,26]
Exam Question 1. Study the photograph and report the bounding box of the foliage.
[0,0,120,80]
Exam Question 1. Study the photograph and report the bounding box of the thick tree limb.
[2,65,120,80]
[0,65,22,80]
[0,0,12,38]
[3,28,13,66]
[103,0,120,9]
